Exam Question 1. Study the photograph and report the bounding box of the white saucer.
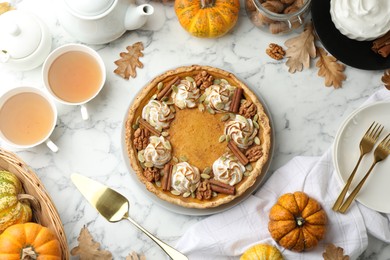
[333,101,390,213]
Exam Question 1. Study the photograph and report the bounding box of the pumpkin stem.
[21,246,38,260]
[18,194,41,211]
[200,0,216,8]
[295,216,305,227]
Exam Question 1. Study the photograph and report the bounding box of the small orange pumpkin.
[240,244,284,260]
[268,191,327,252]
[0,222,62,259]
[174,0,240,38]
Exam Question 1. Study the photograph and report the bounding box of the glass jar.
[245,0,311,35]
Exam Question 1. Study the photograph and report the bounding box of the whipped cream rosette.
[143,136,172,168]
[171,79,200,109]
[225,115,258,149]
[142,100,175,131]
[212,153,246,186]
[171,162,201,194]
[204,82,235,113]
[330,0,390,41]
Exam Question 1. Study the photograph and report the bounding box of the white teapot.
[58,0,154,44]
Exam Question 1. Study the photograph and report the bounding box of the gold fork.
[332,122,384,211]
[338,133,390,213]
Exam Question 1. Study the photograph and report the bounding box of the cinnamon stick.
[227,140,249,165]
[157,76,181,100]
[139,119,160,136]
[210,184,235,195]
[162,163,173,191]
[209,179,234,191]
[229,88,243,113]
[378,44,390,58]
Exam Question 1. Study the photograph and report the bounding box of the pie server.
[71,173,188,260]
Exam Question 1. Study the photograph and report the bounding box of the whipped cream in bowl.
[225,115,258,149]
[330,0,390,41]
[213,153,246,186]
[171,162,201,194]
[143,136,172,168]
[142,100,175,131]
[171,79,200,109]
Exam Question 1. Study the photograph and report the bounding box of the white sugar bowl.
[0,10,52,71]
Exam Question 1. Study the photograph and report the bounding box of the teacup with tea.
[0,87,58,152]
[42,44,106,120]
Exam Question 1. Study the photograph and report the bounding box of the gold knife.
[71,173,188,260]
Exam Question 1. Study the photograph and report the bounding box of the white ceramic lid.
[0,10,42,60]
[65,0,115,16]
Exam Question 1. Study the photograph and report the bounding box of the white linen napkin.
[176,88,390,260]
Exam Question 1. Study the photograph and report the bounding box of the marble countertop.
[0,0,389,259]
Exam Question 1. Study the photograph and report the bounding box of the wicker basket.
[0,148,69,259]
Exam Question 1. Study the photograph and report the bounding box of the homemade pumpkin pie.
[125,65,272,208]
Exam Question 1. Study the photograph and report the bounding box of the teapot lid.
[0,10,42,60]
[65,0,115,16]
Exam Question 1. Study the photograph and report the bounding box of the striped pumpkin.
[0,170,32,234]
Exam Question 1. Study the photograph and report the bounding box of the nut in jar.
[245,0,311,34]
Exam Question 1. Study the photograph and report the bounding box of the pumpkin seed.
[213,79,221,85]
[253,121,259,129]
[163,141,171,150]
[161,96,169,102]
[137,151,145,163]
[229,113,235,119]
[155,181,161,187]
[254,136,260,145]
[244,171,251,177]
[174,180,181,186]
[157,82,164,91]
[220,114,230,122]
[185,76,194,82]
[140,162,146,169]
[179,155,188,162]
[199,93,207,102]
[240,98,246,104]
[172,156,179,163]
[202,167,211,175]
[170,106,176,113]
[172,85,179,93]
[212,191,218,197]
[144,162,154,168]
[165,100,175,105]
[253,114,259,122]
[190,184,197,193]
[221,78,229,85]
[132,124,139,130]
[150,94,157,100]
[136,116,141,125]
[201,173,211,179]
[245,164,253,171]
[191,192,196,198]
[216,103,225,110]
[171,190,181,196]
[183,192,191,198]
[207,107,216,115]
[226,135,231,142]
[198,103,205,112]
[218,135,226,143]
[161,131,169,137]
[172,165,177,173]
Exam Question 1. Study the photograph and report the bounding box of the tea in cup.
[0,87,58,152]
[42,44,106,120]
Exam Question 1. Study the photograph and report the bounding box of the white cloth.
[176,88,390,260]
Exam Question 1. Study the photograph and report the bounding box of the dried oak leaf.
[382,70,390,90]
[323,244,349,260]
[316,47,346,88]
[114,42,144,80]
[284,23,316,73]
[71,226,113,260]
[126,251,146,260]
[0,2,13,15]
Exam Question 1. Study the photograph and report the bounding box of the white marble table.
[1,0,389,259]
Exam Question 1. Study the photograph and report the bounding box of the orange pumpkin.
[268,191,327,252]
[240,244,284,260]
[174,0,240,38]
[0,222,62,259]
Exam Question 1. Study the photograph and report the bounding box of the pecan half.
[245,145,263,162]
[133,128,150,150]
[194,71,214,90]
[239,99,257,118]
[196,181,212,200]
[266,43,286,60]
[143,167,160,182]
